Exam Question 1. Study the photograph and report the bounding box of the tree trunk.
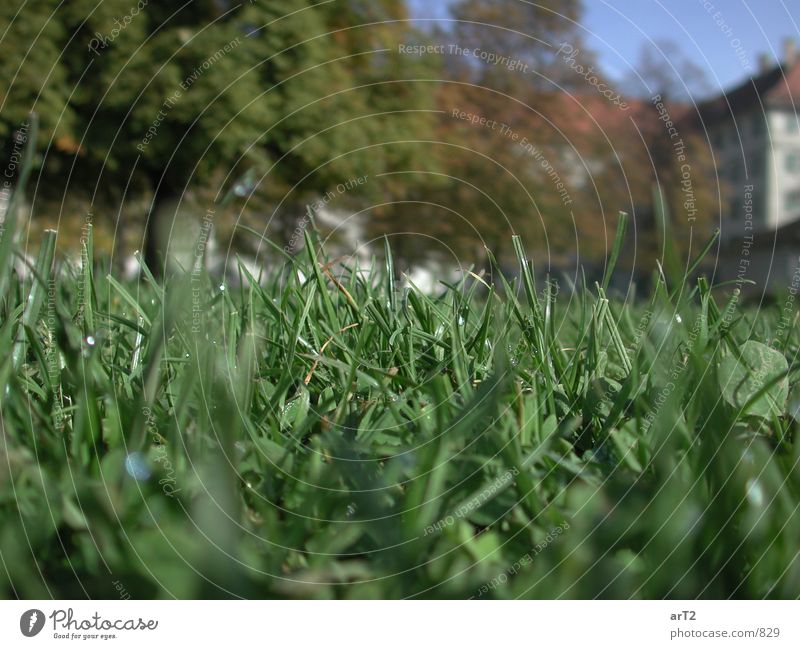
[144,178,183,276]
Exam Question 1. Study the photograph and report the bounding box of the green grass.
[1,136,800,598]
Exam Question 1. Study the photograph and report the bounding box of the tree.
[623,38,714,102]
[449,0,584,91]
[0,1,389,271]
[318,0,447,271]
[419,0,590,265]
[623,40,720,257]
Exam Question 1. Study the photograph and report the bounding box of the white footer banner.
[0,600,796,647]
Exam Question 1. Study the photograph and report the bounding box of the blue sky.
[408,0,800,94]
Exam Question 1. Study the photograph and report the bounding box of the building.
[677,41,799,293]
[546,42,800,292]
[694,41,800,243]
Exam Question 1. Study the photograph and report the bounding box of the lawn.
[1,137,799,599]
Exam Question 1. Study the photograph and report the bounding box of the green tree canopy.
[0,0,439,266]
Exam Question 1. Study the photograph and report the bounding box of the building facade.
[695,42,800,292]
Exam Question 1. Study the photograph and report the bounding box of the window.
[786,189,800,212]
[787,152,800,172]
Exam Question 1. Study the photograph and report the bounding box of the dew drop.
[85,335,96,347]
[674,314,682,324]
[745,478,764,508]
[233,173,257,197]
[124,452,151,482]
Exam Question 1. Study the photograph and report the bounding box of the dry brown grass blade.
[304,322,360,385]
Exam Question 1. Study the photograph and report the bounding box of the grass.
[2,134,800,598]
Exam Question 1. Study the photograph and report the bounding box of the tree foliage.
[0,1,440,262]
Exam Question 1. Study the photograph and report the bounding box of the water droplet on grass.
[745,478,764,508]
[233,173,257,197]
[124,452,151,481]
[82,336,97,356]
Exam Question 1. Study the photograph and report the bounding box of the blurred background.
[1,0,799,289]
